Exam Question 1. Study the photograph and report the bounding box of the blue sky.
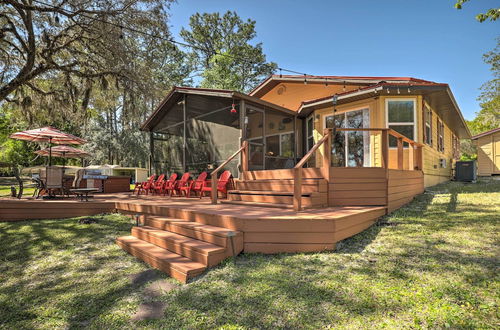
[168,0,499,120]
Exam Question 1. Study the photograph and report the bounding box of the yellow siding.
[476,132,500,176]
[259,82,362,110]
[420,100,457,187]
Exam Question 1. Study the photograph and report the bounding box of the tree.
[180,11,276,93]
[454,0,499,22]
[0,0,193,167]
[468,37,500,135]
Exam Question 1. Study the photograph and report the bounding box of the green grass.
[0,180,499,329]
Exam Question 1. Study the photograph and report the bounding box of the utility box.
[455,161,477,182]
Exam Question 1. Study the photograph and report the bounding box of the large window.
[386,99,416,147]
[325,108,370,167]
[424,105,433,146]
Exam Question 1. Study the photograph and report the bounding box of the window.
[265,132,294,157]
[424,106,433,146]
[306,116,314,151]
[437,119,445,153]
[325,108,370,167]
[386,99,416,147]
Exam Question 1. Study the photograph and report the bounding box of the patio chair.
[134,175,155,195]
[159,173,178,196]
[179,171,207,197]
[200,170,233,199]
[150,174,166,195]
[45,166,64,197]
[171,172,191,196]
[32,176,46,199]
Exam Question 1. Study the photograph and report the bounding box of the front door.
[325,108,370,167]
[245,107,265,170]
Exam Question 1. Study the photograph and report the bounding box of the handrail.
[210,140,248,204]
[292,127,423,211]
[293,128,332,211]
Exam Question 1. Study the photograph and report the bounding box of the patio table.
[70,188,99,202]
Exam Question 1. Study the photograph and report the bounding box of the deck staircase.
[222,177,328,209]
[116,215,243,283]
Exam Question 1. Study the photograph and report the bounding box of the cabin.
[471,127,500,176]
[1,75,471,283]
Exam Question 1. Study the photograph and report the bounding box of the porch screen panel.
[150,101,185,174]
[185,100,240,176]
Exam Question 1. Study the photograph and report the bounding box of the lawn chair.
[150,174,166,195]
[200,170,233,199]
[134,175,155,195]
[179,171,207,197]
[159,173,178,196]
[172,172,191,196]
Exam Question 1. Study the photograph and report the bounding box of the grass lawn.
[0,180,498,329]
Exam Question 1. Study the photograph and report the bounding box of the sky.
[167,0,499,120]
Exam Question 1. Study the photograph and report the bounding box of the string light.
[387,88,390,94]
[325,77,328,87]
[279,68,282,78]
[304,74,307,85]
[397,87,400,94]
[343,81,346,92]
[408,85,411,93]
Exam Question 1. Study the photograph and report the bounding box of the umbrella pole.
[48,137,52,167]
[62,152,66,171]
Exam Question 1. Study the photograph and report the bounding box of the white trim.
[385,98,417,148]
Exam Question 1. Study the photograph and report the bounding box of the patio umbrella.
[35,145,90,170]
[10,127,86,166]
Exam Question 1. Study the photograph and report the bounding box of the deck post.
[416,146,423,170]
[381,130,389,169]
[397,137,404,170]
[293,167,302,211]
[322,128,331,203]
[241,141,249,172]
[149,131,155,175]
[182,94,187,173]
[408,143,415,170]
[211,173,218,204]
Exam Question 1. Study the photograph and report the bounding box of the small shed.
[471,127,500,176]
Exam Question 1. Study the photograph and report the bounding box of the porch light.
[332,94,338,105]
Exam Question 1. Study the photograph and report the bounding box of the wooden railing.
[292,128,423,211]
[210,140,248,204]
[293,128,332,211]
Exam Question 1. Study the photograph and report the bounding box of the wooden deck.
[0,192,385,252]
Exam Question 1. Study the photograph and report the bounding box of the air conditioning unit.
[455,161,477,182]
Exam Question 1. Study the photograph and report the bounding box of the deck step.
[228,190,312,197]
[116,236,206,283]
[220,200,293,209]
[227,190,319,206]
[131,226,228,267]
[144,216,243,249]
[235,178,327,193]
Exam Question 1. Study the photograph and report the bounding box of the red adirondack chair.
[159,173,178,196]
[200,170,233,199]
[171,172,191,196]
[134,175,155,195]
[150,174,166,195]
[179,172,207,197]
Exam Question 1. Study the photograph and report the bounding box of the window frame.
[385,98,417,148]
[437,118,445,153]
[264,131,295,158]
[424,105,433,146]
[306,115,315,151]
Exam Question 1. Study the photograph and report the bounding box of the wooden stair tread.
[220,200,293,209]
[132,226,225,255]
[146,216,242,237]
[228,190,312,197]
[116,236,206,275]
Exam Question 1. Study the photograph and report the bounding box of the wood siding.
[476,131,500,176]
